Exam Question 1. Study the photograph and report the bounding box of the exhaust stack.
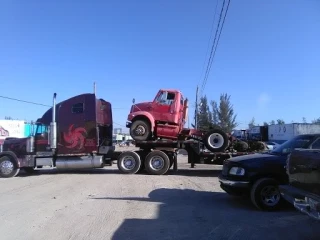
[50,93,57,150]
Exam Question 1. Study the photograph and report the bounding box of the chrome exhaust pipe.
[50,93,57,150]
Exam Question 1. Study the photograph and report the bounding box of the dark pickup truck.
[219,134,320,211]
[279,149,320,221]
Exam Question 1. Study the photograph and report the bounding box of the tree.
[210,100,220,128]
[312,118,320,124]
[269,120,275,125]
[277,119,285,125]
[197,95,212,131]
[216,93,238,132]
[248,117,255,129]
[263,122,268,126]
[302,117,307,123]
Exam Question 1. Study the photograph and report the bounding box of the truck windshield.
[35,124,49,135]
[271,135,315,155]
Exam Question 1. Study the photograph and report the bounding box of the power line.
[0,95,128,110]
[0,95,51,107]
[0,95,129,128]
[197,0,220,87]
[200,0,231,96]
[200,0,226,95]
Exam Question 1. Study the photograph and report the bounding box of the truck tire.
[117,151,141,174]
[203,129,228,152]
[0,155,20,178]
[130,120,151,141]
[144,150,170,175]
[250,178,284,211]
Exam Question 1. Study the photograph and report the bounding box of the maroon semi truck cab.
[0,93,115,178]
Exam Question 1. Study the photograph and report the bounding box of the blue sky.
[0,0,319,131]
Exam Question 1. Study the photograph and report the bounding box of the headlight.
[229,167,245,176]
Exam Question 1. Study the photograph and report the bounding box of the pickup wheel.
[203,129,229,152]
[144,150,170,175]
[0,155,20,178]
[117,151,141,174]
[250,178,284,211]
[130,120,151,141]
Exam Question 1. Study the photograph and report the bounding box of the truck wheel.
[117,151,141,174]
[250,178,284,211]
[0,155,20,178]
[203,129,228,152]
[144,150,170,175]
[130,120,151,141]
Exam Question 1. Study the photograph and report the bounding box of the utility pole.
[93,82,96,95]
[194,85,199,129]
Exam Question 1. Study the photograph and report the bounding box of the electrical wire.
[200,0,226,95]
[200,0,231,96]
[197,0,220,87]
[0,95,51,107]
[0,95,129,127]
[0,95,128,110]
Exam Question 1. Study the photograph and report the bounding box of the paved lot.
[0,154,319,240]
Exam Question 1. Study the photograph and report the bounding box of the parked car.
[279,149,320,221]
[219,134,320,211]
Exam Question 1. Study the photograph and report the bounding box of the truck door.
[152,91,176,123]
[58,95,86,154]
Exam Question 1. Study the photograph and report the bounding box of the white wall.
[0,120,25,140]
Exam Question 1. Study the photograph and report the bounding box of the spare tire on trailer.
[203,129,229,152]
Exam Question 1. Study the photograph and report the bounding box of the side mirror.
[132,98,135,104]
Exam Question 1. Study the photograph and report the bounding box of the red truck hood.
[130,102,152,114]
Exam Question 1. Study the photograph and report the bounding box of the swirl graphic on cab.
[63,124,87,149]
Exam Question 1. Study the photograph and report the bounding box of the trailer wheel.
[117,151,141,174]
[0,155,20,178]
[144,150,170,175]
[130,120,151,141]
[203,129,228,152]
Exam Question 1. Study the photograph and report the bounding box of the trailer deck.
[116,139,257,175]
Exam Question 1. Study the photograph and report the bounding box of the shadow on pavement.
[16,168,119,177]
[17,167,221,178]
[93,188,320,240]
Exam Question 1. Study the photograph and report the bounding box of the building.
[0,120,26,145]
[113,133,133,143]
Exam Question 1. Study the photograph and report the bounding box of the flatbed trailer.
[116,139,257,175]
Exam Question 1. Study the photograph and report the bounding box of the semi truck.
[0,93,115,178]
[0,90,257,178]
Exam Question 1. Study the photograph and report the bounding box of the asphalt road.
[0,154,319,240]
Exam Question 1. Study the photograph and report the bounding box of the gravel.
[0,155,319,240]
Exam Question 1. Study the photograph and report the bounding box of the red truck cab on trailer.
[0,93,114,178]
[126,89,228,152]
[126,89,188,141]
[115,89,237,176]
